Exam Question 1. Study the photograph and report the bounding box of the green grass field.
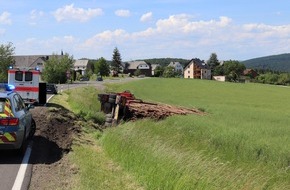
[102,78,290,189]
[53,78,290,189]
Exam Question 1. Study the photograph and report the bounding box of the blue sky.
[0,0,290,61]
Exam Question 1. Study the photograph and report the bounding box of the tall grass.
[66,86,105,124]
[101,78,290,189]
[50,86,144,190]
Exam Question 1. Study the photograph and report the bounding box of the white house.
[168,62,183,74]
[74,59,89,75]
[184,59,211,79]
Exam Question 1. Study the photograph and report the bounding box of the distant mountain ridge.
[242,53,290,72]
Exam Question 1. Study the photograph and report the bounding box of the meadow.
[103,78,290,189]
[52,78,290,189]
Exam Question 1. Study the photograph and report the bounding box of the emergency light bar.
[0,83,15,91]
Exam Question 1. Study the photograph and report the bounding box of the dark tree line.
[242,53,290,72]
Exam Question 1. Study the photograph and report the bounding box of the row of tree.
[0,42,246,83]
[0,42,119,83]
[254,72,290,85]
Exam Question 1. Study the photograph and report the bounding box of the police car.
[0,84,36,152]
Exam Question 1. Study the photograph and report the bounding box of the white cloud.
[68,15,290,59]
[29,10,45,25]
[115,10,131,17]
[15,14,290,61]
[15,35,79,56]
[140,12,153,22]
[30,10,44,20]
[53,4,103,22]
[83,29,129,47]
[79,14,238,59]
[0,12,12,25]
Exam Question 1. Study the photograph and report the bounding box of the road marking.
[12,142,33,190]
[47,95,54,102]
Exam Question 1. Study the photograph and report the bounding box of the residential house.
[168,62,183,74]
[12,55,51,72]
[184,58,211,79]
[124,61,152,76]
[243,69,259,79]
[12,55,65,81]
[12,55,67,72]
[151,64,159,76]
[74,59,89,75]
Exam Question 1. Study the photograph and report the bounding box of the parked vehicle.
[96,76,103,81]
[46,83,58,94]
[8,66,45,105]
[80,77,89,81]
[0,84,36,152]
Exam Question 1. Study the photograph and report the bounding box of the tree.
[95,57,110,76]
[0,42,15,82]
[154,66,164,77]
[111,47,122,75]
[223,60,246,81]
[213,65,224,76]
[123,62,130,74]
[277,73,290,85]
[163,66,176,78]
[87,60,95,73]
[42,53,74,83]
[207,53,220,70]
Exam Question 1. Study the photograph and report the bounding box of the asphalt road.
[0,150,24,190]
[0,77,144,190]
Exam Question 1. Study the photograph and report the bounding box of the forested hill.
[242,53,290,72]
[141,58,190,67]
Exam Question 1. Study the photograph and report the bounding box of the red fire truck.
[8,67,46,105]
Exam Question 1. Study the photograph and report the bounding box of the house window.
[188,71,190,74]
[37,62,43,65]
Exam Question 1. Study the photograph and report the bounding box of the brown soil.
[28,100,205,189]
[29,104,82,190]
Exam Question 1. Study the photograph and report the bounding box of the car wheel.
[29,118,36,139]
[17,129,28,155]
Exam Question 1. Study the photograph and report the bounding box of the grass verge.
[51,78,290,189]
[50,86,144,190]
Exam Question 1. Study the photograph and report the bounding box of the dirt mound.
[124,102,205,121]
[29,104,82,189]
[30,104,81,161]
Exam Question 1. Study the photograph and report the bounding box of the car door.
[0,98,9,136]
[13,94,31,139]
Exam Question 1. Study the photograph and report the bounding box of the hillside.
[242,53,290,72]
